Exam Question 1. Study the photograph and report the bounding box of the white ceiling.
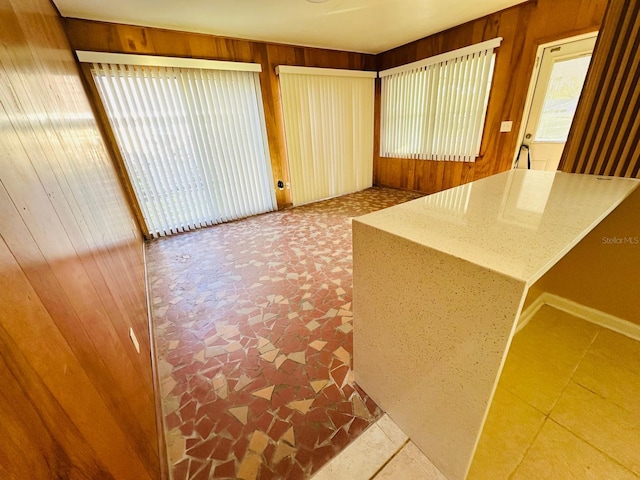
[53,0,527,54]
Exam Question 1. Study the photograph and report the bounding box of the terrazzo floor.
[146,187,423,480]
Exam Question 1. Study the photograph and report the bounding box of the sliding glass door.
[277,67,375,206]
[89,59,276,238]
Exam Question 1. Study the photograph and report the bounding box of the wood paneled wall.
[63,18,377,208]
[560,0,640,178]
[0,0,161,478]
[374,0,608,194]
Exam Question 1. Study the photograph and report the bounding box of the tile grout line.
[506,415,548,480]
[546,418,640,478]
[510,314,640,479]
[545,324,603,415]
[369,438,410,479]
[565,326,603,397]
[547,325,640,478]
[507,308,601,480]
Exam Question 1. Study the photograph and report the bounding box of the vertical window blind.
[277,66,376,206]
[380,38,502,162]
[81,52,276,238]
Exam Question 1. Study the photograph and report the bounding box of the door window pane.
[535,55,591,142]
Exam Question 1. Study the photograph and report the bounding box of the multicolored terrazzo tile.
[146,187,424,480]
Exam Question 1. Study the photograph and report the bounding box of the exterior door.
[519,36,596,171]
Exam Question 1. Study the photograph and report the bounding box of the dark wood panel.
[0,318,113,480]
[63,18,377,209]
[0,235,150,479]
[0,0,161,477]
[375,0,608,193]
[560,0,640,178]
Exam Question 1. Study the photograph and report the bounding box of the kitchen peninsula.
[353,170,639,480]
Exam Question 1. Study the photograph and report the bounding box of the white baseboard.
[515,294,546,334]
[517,292,640,342]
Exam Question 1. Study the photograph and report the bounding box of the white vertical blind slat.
[225,71,253,217]
[382,72,391,156]
[159,66,201,230]
[442,60,454,160]
[234,71,260,210]
[180,68,218,225]
[90,62,276,238]
[450,58,465,160]
[400,71,410,158]
[202,71,236,222]
[460,53,478,159]
[251,73,277,210]
[392,72,401,157]
[474,52,495,158]
[236,71,266,212]
[465,52,484,159]
[221,71,251,216]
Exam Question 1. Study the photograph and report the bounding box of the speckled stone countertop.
[355,170,639,285]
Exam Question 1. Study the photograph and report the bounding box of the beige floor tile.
[476,307,640,480]
[468,388,546,480]
[573,350,640,416]
[550,382,640,475]
[376,414,408,447]
[512,420,638,480]
[497,350,574,414]
[311,424,401,480]
[403,442,447,480]
[498,307,596,414]
[519,306,600,349]
[588,329,640,375]
[375,443,445,480]
[509,312,593,370]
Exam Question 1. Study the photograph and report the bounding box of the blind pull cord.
[514,144,531,169]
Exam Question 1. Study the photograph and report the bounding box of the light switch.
[129,327,141,354]
[500,121,513,132]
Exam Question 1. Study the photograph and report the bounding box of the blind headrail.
[379,37,502,78]
[276,65,377,78]
[76,51,262,72]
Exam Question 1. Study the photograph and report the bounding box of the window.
[277,66,376,206]
[80,52,276,238]
[534,55,592,142]
[380,38,501,162]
